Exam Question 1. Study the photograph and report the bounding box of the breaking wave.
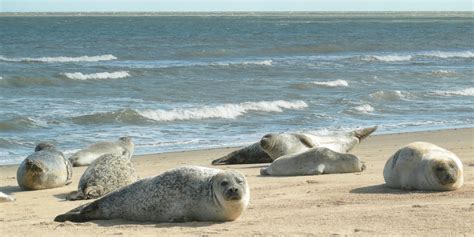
[352,104,375,113]
[370,90,415,101]
[432,87,474,97]
[361,55,412,62]
[63,71,130,80]
[0,54,117,63]
[420,51,474,59]
[139,100,308,121]
[313,79,349,87]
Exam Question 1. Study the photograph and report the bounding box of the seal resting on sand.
[383,142,463,191]
[17,143,72,190]
[69,137,134,167]
[260,147,365,176]
[55,166,250,223]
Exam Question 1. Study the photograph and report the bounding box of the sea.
[0,12,473,165]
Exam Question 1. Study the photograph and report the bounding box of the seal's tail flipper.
[211,154,231,165]
[54,202,99,223]
[353,126,378,142]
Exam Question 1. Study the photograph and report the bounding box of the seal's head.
[212,170,249,204]
[34,142,56,152]
[119,137,134,154]
[260,133,314,159]
[432,160,460,186]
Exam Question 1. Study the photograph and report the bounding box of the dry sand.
[0,128,473,236]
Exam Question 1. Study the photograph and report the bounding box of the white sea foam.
[139,100,308,121]
[364,55,413,62]
[0,54,117,63]
[313,79,349,87]
[370,90,414,101]
[213,60,273,67]
[63,71,130,80]
[353,104,375,113]
[432,87,474,97]
[420,51,474,59]
[430,70,456,76]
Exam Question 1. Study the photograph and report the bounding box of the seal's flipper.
[54,202,101,223]
[295,134,317,148]
[84,185,105,199]
[66,190,85,201]
[352,126,378,142]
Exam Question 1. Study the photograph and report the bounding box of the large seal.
[383,142,463,191]
[69,137,134,167]
[16,143,72,190]
[260,147,365,176]
[212,126,377,165]
[0,192,15,202]
[67,150,139,200]
[55,166,250,223]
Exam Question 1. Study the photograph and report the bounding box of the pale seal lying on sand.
[260,147,365,176]
[69,137,134,167]
[212,126,377,165]
[17,143,72,190]
[261,126,377,160]
[383,142,463,191]
[55,166,250,223]
[67,150,138,200]
[0,192,15,202]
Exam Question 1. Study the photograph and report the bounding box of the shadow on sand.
[350,184,412,194]
[0,185,22,194]
[88,219,220,228]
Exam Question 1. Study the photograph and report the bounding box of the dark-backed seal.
[55,166,249,223]
[383,142,463,191]
[212,126,377,165]
[16,143,72,190]
[69,137,134,167]
[260,126,377,160]
[66,150,138,200]
[260,147,365,176]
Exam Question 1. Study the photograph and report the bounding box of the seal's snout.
[260,134,273,150]
[225,187,242,201]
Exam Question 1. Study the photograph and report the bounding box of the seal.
[69,137,134,167]
[260,126,377,160]
[212,142,273,165]
[16,143,72,190]
[0,192,15,202]
[66,150,138,200]
[55,166,250,223]
[260,147,365,176]
[383,142,464,191]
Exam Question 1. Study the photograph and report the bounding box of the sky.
[1,0,472,12]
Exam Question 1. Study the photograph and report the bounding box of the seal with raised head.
[0,192,15,202]
[17,143,72,190]
[383,142,463,191]
[69,137,134,167]
[260,147,365,176]
[55,166,250,223]
[211,126,376,165]
[67,150,139,200]
[260,126,377,160]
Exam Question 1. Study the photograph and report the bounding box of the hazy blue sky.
[1,0,472,12]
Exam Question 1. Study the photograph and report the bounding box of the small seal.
[383,142,463,191]
[260,147,366,176]
[55,166,250,223]
[0,192,15,202]
[260,126,377,160]
[69,137,134,167]
[16,143,72,190]
[66,150,138,200]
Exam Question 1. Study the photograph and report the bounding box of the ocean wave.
[432,87,474,97]
[313,79,349,87]
[63,71,130,80]
[420,51,474,59]
[361,55,412,62]
[0,117,42,131]
[71,108,148,125]
[0,54,117,63]
[139,100,308,121]
[213,60,273,67]
[352,104,375,114]
[429,70,457,77]
[370,90,414,101]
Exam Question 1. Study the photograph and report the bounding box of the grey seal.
[260,126,377,160]
[383,142,463,191]
[66,150,139,200]
[212,142,273,165]
[16,143,72,190]
[260,147,365,176]
[55,166,250,223]
[69,137,134,167]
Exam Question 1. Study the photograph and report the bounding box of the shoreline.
[0,127,472,235]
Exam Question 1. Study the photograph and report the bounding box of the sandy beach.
[0,128,473,236]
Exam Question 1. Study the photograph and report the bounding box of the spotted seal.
[67,150,138,200]
[69,137,134,167]
[55,166,250,223]
[383,142,463,191]
[16,143,72,190]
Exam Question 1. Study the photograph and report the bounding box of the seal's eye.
[221,181,228,186]
[435,166,444,172]
[235,178,243,184]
